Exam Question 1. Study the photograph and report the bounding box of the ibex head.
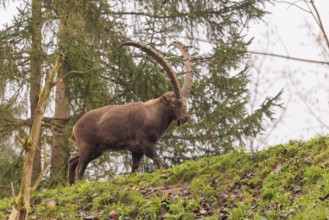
[161,92,188,126]
[121,41,193,126]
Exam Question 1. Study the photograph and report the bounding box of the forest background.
[0,0,328,200]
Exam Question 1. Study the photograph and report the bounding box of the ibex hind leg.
[68,155,79,184]
[76,147,103,182]
[131,151,144,173]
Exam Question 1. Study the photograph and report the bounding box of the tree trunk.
[9,54,64,220]
[30,0,42,178]
[49,0,81,184]
[50,66,70,184]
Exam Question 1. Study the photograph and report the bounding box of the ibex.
[68,41,193,184]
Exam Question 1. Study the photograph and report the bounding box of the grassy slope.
[1,136,329,219]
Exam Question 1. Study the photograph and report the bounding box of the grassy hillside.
[1,136,329,219]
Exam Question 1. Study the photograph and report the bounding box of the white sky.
[247,0,329,149]
[1,1,329,150]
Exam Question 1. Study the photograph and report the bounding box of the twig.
[319,193,329,201]
[16,135,26,150]
[308,0,329,49]
[54,66,100,85]
[248,50,329,65]
[274,0,310,13]
[11,182,16,204]
[3,91,20,110]
[164,34,329,65]
[196,50,329,65]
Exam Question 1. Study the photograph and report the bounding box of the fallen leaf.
[199,209,207,214]
[109,210,120,219]
[292,185,301,194]
[83,216,99,220]
[272,163,281,173]
[45,198,58,207]
[160,206,169,219]
[251,200,258,210]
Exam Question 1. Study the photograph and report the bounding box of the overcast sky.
[247,1,329,149]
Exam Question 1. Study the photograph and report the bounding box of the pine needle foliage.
[0,0,282,185]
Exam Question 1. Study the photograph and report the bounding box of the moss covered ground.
[1,136,329,219]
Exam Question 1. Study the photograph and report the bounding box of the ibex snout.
[177,115,189,126]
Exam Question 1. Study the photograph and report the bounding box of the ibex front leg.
[68,155,79,184]
[141,141,163,169]
[76,144,103,181]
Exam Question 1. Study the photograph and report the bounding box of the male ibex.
[68,41,193,184]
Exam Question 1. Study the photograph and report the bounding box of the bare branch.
[273,0,310,13]
[307,0,329,49]
[8,207,18,220]
[195,50,329,65]
[165,34,329,65]
[54,66,100,85]
[304,0,321,27]
[31,137,50,192]
[11,182,16,205]
[11,53,65,220]
[248,50,329,65]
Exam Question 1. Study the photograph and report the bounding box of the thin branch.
[304,0,321,28]
[274,0,310,13]
[11,182,16,205]
[275,26,290,56]
[308,0,329,49]
[195,50,329,65]
[54,66,100,85]
[247,50,329,65]
[43,116,70,122]
[165,34,329,65]
[3,94,19,110]
[108,8,231,19]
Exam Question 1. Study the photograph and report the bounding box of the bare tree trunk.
[50,66,70,183]
[9,54,64,220]
[49,0,81,184]
[30,0,42,178]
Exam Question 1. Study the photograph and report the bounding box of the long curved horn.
[120,41,182,99]
[169,41,193,98]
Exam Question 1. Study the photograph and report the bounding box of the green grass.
[1,136,329,219]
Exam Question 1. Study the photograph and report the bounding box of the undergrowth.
[1,136,329,219]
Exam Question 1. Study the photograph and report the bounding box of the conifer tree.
[0,0,282,188]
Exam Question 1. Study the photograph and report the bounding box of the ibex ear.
[161,93,174,105]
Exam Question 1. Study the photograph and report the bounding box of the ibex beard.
[68,41,193,184]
